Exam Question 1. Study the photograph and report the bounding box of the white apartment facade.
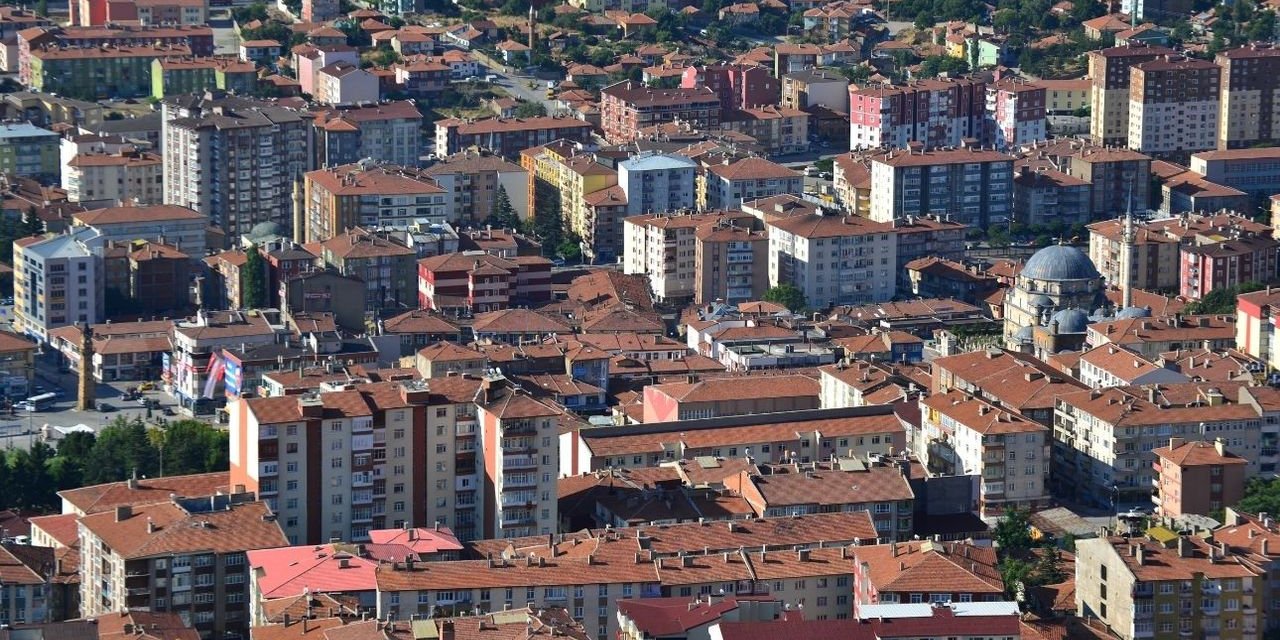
[617,152,698,215]
[766,210,897,306]
[622,210,757,302]
[13,227,105,343]
[1127,57,1221,156]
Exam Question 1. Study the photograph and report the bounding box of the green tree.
[84,417,160,485]
[22,207,42,237]
[998,557,1032,600]
[240,246,267,309]
[485,185,522,230]
[762,284,807,312]
[514,101,548,118]
[1238,476,1280,516]
[34,0,47,15]
[918,55,969,78]
[157,420,229,476]
[557,233,583,263]
[1184,281,1264,314]
[6,443,57,511]
[993,507,1034,556]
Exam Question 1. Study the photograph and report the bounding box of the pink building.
[1179,232,1280,300]
[295,44,358,96]
[849,78,987,150]
[987,77,1047,151]
[680,63,780,116]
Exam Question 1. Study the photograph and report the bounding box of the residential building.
[48,318,172,383]
[1087,314,1237,359]
[1012,164,1092,227]
[1127,55,1221,157]
[0,122,58,183]
[239,39,280,68]
[76,495,288,639]
[903,256,1000,305]
[641,375,818,423]
[434,116,594,158]
[1216,44,1280,150]
[694,220,769,305]
[720,106,810,155]
[1068,146,1153,219]
[564,406,904,475]
[168,310,282,412]
[1039,78,1091,115]
[700,157,802,211]
[1087,212,1267,293]
[26,43,192,100]
[314,62,380,107]
[1088,44,1177,147]
[918,389,1050,517]
[421,151,529,227]
[378,515,878,639]
[623,210,758,302]
[0,330,35,399]
[781,69,849,113]
[765,204,898,306]
[868,147,1014,227]
[1214,509,1280,636]
[162,93,311,245]
[150,56,257,100]
[476,379,563,538]
[230,376,492,542]
[1053,383,1266,509]
[617,152,698,218]
[302,163,447,243]
[931,347,1088,426]
[416,252,552,313]
[851,540,1005,611]
[849,78,987,150]
[987,77,1047,151]
[1152,438,1247,517]
[73,0,208,25]
[1177,220,1279,299]
[1236,287,1280,369]
[1078,344,1189,388]
[379,309,460,357]
[725,459,914,538]
[1075,530,1264,640]
[520,143,621,264]
[12,227,105,343]
[818,360,918,409]
[1189,147,1280,200]
[0,8,50,73]
[18,24,213,83]
[679,64,780,117]
[71,203,207,261]
[311,101,423,169]
[316,227,418,313]
[600,81,722,144]
[63,145,163,206]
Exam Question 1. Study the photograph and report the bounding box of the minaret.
[527,3,535,55]
[291,177,305,244]
[1120,183,1136,309]
[76,322,95,411]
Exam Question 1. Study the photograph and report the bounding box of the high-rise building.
[623,209,757,302]
[868,147,1014,227]
[476,380,562,539]
[1217,44,1280,150]
[311,101,424,169]
[987,77,1047,151]
[302,163,447,243]
[849,78,987,150]
[694,220,769,305]
[1087,43,1177,147]
[1127,55,1221,157]
[764,200,898,306]
[599,81,722,144]
[420,151,529,227]
[617,152,698,216]
[162,93,312,246]
[12,227,105,343]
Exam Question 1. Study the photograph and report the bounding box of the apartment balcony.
[501,491,537,507]
[503,456,537,469]
[501,512,537,527]
[1203,582,1222,596]
[1133,584,1154,598]
[502,475,537,489]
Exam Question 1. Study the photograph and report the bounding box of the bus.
[22,392,56,411]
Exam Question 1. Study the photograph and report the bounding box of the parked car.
[96,401,115,412]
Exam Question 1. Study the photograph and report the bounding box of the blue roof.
[1050,308,1090,334]
[619,153,697,172]
[1022,245,1100,282]
[0,123,57,140]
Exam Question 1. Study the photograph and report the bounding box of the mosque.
[1003,216,1151,357]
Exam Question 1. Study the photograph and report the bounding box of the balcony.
[504,456,537,469]
[503,474,537,488]
[501,512,537,527]
[501,491,536,506]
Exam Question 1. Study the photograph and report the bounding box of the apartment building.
[312,101,423,169]
[1180,227,1279,300]
[931,347,1087,425]
[1190,147,1280,199]
[26,43,192,100]
[230,376,492,543]
[1237,287,1280,370]
[417,252,552,313]
[617,153,698,218]
[1217,43,1280,150]
[987,77,1047,151]
[1215,509,1280,635]
[680,64,780,116]
[421,151,529,227]
[641,375,818,423]
[1078,344,1189,388]
[1088,212,1268,293]
[0,8,49,73]
[434,116,594,158]
[1012,164,1092,227]
[375,511,880,638]
[700,157,803,211]
[564,406,904,475]
[849,78,987,150]
[151,56,257,100]
[694,221,769,305]
[781,69,849,112]
[0,543,54,625]
[1076,531,1264,640]
[918,389,1050,517]
[867,147,1014,227]
[1087,314,1238,359]
[720,106,810,155]
[600,81,722,144]
[302,163,447,243]
[520,143,621,264]
[72,203,207,260]
[0,122,58,183]
[1087,44,1177,146]
[1127,56,1221,157]
[765,205,897,306]
[475,380,563,539]
[316,227,418,312]
[73,0,208,25]
[62,146,162,206]
[17,24,213,83]
[1053,383,1266,509]
[169,309,282,412]
[1152,438,1247,517]
[12,227,105,343]
[851,540,1005,611]
[623,210,758,302]
[162,93,311,245]
[1039,78,1091,115]
[1068,146,1153,219]
[77,495,287,639]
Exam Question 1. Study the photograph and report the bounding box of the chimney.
[115,505,132,522]
[1168,437,1184,450]
[1215,438,1226,457]
[442,620,456,640]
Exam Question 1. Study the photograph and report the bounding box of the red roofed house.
[1152,438,1247,518]
[851,539,1005,612]
[642,375,819,423]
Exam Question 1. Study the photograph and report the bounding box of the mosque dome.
[1021,245,1101,282]
[1049,308,1090,334]
[1116,306,1153,320]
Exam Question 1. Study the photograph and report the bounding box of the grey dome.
[1022,245,1100,281]
[1116,306,1153,320]
[1030,294,1053,308]
[1013,325,1034,343]
[248,221,287,240]
[1050,308,1090,334]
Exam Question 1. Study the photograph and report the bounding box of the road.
[471,57,566,116]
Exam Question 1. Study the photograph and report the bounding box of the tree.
[998,557,1033,600]
[84,417,160,485]
[1238,477,1280,516]
[762,284,807,312]
[993,507,1034,556]
[1184,281,1264,314]
[557,233,583,263]
[23,206,43,237]
[241,246,267,309]
[917,55,969,78]
[514,101,548,118]
[34,0,47,15]
[484,185,522,230]
[157,420,229,476]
